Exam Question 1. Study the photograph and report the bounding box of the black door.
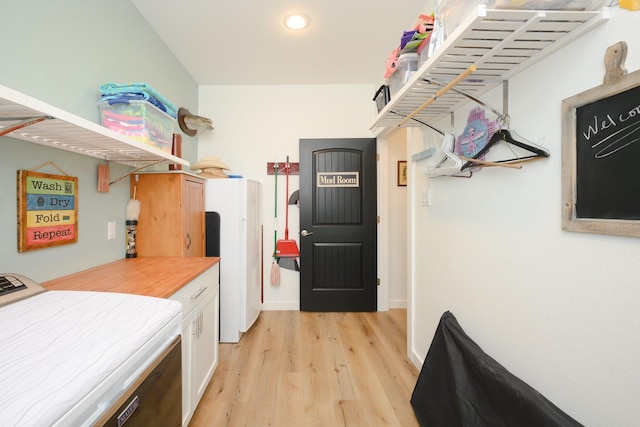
[299,138,377,312]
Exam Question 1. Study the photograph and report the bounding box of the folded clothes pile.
[98,100,175,152]
[99,82,178,119]
[384,14,435,79]
[191,157,231,179]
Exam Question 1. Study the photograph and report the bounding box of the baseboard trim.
[261,301,406,311]
[389,299,407,309]
[411,349,424,370]
[261,301,300,311]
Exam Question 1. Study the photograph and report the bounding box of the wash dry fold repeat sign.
[17,170,78,252]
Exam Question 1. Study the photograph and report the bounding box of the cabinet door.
[173,264,218,427]
[191,288,219,407]
[184,178,205,257]
[133,173,205,257]
[134,173,182,256]
[180,312,195,426]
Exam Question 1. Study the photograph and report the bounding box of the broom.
[125,175,141,258]
[270,162,281,286]
[277,157,300,271]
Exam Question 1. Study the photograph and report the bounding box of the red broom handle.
[285,157,290,240]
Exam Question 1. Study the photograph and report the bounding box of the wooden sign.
[17,170,78,252]
[562,42,640,237]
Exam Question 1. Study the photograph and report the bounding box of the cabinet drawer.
[170,263,219,317]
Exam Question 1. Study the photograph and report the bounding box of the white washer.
[0,274,182,426]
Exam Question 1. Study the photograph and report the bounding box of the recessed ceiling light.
[284,13,310,31]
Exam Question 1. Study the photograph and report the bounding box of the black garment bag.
[411,311,583,427]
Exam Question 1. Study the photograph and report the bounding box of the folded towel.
[100,93,174,117]
[99,82,178,118]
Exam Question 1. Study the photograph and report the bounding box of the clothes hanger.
[428,132,471,178]
[458,155,522,169]
[427,127,517,177]
[460,117,550,171]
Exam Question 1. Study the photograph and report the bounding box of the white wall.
[409,7,640,426]
[388,130,409,307]
[197,84,411,310]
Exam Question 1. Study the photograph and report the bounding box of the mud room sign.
[17,170,78,252]
[316,172,360,188]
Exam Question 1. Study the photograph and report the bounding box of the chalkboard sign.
[562,68,640,237]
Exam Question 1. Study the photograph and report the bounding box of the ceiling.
[130,0,428,86]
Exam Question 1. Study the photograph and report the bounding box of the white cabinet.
[170,262,220,426]
[191,287,219,405]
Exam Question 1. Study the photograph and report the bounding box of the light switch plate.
[107,221,116,240]
[422,190,431,206]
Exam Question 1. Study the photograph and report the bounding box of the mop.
[276,157,300,271]
[270,162,281,286]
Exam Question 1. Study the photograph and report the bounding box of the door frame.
[376,132,411,313]
[260,139,395,313]
[299,137,378,312]
[377,139,390,312]
[376,128,415,366]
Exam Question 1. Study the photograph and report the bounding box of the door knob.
[300,229,314,237]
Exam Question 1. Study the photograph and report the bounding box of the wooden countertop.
[43,257,220,299]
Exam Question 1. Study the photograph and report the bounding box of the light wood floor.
[189,310,420,427]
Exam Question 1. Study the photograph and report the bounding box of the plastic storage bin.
[387,53,420,99]
[373,85,390,113]
[98,100,176,153]
[418,34,433,67]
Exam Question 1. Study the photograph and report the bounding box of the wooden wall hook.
[604,41,628,84]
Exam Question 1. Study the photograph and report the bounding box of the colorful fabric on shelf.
[99,103,173,151]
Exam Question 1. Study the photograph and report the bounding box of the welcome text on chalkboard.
[562,50,640,238]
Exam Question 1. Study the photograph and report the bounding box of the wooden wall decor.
[562,41,640,237]
[266,162,299,175]
[397,161,408,186]
[17,170,78,252]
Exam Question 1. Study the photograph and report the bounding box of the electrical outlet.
[107,221,116,240]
